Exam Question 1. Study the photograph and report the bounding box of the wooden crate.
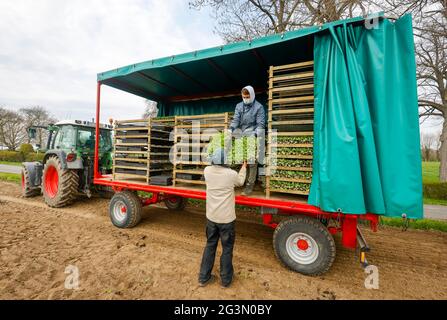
[265,61,315,197]
[173,113,230,186]
[113,117,174,184]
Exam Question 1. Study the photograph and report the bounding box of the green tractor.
[21,120,113,207]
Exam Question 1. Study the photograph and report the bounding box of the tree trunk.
[440,118,447,182]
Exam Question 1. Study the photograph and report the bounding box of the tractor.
[21,120,113,207]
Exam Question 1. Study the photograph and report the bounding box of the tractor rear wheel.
[21,166,40,197]
[42,156,79,208]
[109,191,142,228]
[273,216,336,276]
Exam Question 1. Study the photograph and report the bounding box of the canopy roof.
[97,14,381,103]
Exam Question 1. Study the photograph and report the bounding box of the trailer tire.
[42,156,79,208]
[109,191,142,228]
[273,216,336,276]
[21,166,40,197]
[164,196,187,211]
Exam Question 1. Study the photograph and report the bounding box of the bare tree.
[20,106,57,147]
[189,0,372,42]
[142,100,159,119]
[421,133,437,160]
[0,108,26,150]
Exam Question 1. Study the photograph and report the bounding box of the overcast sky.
[0,0,221,122]
[0,0,442,135]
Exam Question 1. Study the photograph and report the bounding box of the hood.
[243,85,255,104]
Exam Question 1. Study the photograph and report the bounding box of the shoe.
[221,278,233,288]
[198,275,215,287]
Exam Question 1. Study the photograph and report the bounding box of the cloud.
[0,0,222,122]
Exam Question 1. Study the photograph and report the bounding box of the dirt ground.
[0,181,446,300]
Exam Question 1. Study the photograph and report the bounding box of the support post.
[94,82,102,179]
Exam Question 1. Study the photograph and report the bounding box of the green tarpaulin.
[308,15,423,218]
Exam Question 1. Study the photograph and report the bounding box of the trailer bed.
[94,175,322,214]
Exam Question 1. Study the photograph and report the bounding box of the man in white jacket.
[198,148,247,288]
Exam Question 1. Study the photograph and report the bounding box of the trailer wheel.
[21,166,40,198]
[109,191,142,228]
[164,196,187,211]
[273,216,336,276]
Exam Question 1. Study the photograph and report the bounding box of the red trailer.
[93,14,421,276]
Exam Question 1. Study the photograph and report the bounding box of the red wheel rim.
[44,165,59,198]
[21,172,25,190]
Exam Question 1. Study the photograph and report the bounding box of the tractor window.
[99,130,112,151]
[78,129,95,150]
[54,125,76,150]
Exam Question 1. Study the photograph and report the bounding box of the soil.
[0,181,446,300]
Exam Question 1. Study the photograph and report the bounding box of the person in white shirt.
[198,148,247,288]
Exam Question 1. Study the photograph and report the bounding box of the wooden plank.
[114,158,148,163]
[271,120,314,126]
[270,71,314,81]
[269,188,310,196]
[176,123,227,129]
[270,108,314,115]
[270,84,314,92]
[115,127,149,131]
[114,150,148,154]
[115,142,148,147]
[270,95,314,104]
[176,113,228,120]
[175,179,206,185]
[269,177,312,183]
[114,165,149,171]
[272,61,314,71]
[175,169,204,175]
[176,161,210,165]
[115,119,149,124]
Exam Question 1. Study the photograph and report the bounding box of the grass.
[422,161,440,183]
[424,198,447,206]
[380,216,447,233]
[0,161,21,166]
[0,172,21,183]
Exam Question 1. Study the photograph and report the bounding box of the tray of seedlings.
[265,61,315,198]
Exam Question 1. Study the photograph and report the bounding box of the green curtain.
[309,15,423,219]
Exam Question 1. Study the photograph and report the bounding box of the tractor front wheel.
[21,166,40,198]
[42,156,79,208]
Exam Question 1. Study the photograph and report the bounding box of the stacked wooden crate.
[265,61,315,198]
[173,113,230,186]
[113,117,174,183]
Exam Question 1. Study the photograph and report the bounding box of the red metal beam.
[94,82,102,179]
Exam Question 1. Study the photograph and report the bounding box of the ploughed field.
[0,181,445,300]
